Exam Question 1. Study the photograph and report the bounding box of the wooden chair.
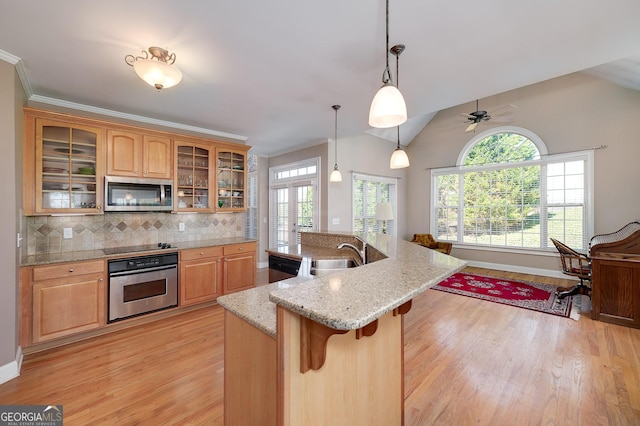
[550,238,592,300]
[410,234,453,255]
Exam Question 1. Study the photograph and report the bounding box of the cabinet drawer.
[223,242,257,256]
[181,246,224,261]
[32,260,104,281]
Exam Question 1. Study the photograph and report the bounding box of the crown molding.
[29,95,248,142]
[0,49,34,98]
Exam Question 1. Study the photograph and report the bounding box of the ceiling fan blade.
[465,122,478,132]
[488,104,517,116]
[461,113,475,119]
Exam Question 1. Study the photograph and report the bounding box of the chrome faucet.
[337,241,367,265]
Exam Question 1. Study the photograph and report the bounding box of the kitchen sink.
[310,258,358,276]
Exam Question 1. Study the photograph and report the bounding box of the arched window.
[431,127,593,250]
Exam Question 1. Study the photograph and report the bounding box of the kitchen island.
[217,232,466,425]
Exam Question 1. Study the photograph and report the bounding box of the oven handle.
[109,264,177,278]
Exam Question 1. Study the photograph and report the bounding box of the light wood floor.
[1,267,639,425]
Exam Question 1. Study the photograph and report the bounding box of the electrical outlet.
[179,222,185,232]
[63,228,73,239]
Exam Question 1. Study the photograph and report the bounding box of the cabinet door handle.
[200,252,205,256]
[99,278,104,282]
[239,247,243,251]
[69,268,74,272]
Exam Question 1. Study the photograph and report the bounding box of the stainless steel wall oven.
[108,252,178,322]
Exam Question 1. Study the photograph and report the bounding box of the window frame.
[430,127,594,253]
[269,157,321,248]
[352,172,398,236]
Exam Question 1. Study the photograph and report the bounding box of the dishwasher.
[268,255,302,283]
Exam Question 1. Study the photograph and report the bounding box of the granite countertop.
[21,237,256,267]
[266,244,361,264]
[217,233,467,337]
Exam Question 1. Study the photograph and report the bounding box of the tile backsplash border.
[26,212,245,255]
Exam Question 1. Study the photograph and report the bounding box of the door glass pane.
[295,185,314,242]
[275,187,289,247]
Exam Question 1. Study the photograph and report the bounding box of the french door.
[270,159,319,248]
[272,183,316,247]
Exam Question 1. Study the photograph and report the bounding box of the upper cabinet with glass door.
[174,141,213,211]
[216,148,248,211]
[27,114,103,215]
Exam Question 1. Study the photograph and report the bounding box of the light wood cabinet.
[180,247,223,306]
[107,130,172,179]
[24,111,103,215]
[223,242,257,294]
[26,260,106,344]
[25,108,252,216]
[174,141,214,211]
[216,148,248,212]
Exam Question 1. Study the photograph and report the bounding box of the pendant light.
[369,0,407,129]
[389,44,410,169]
[329,105,343,183]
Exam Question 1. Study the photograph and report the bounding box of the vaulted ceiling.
[1,0,639,156]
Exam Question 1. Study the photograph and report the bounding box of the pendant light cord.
[333,105,341,167]
[382,0,393,85]
[395,41,401,149]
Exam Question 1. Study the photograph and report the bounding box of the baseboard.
[465,260,572,280]
[0,346,23,385]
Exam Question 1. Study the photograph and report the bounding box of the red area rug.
[432,273,580,319]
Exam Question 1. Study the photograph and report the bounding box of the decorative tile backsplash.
[26,212,245,255]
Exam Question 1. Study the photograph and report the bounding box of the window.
[244,154,258,240]
[352,173,397,235]
[431,127,593,250]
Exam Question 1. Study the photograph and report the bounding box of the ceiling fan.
[461,100,517,132]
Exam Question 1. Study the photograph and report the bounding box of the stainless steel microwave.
[104,176,173,212]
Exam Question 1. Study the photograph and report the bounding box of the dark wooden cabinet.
[591,258,640,328]
[589,222,640,329]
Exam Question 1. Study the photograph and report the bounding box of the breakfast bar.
[217,232,466,425]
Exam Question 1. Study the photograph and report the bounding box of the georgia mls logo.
[0,404,63,426]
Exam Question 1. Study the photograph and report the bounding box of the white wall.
[0,59,25,383]
[406,72,640,270]
[327,133,409,237]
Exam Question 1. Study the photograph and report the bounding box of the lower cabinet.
[223,242,257,294]
[25,259,105,345]
[20,241,257,348]
[180,246,224,306]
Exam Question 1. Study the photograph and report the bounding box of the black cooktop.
[103,243,177,256]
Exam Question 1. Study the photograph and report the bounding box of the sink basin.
[310,258,358,276]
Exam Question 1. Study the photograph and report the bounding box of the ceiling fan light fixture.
[125,47,183,90]
[369,0,407,129]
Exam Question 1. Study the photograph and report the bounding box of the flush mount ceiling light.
[369,0,407,129]
[125,46,183,90]
[329,105,343,183]
[389,44,410,169]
